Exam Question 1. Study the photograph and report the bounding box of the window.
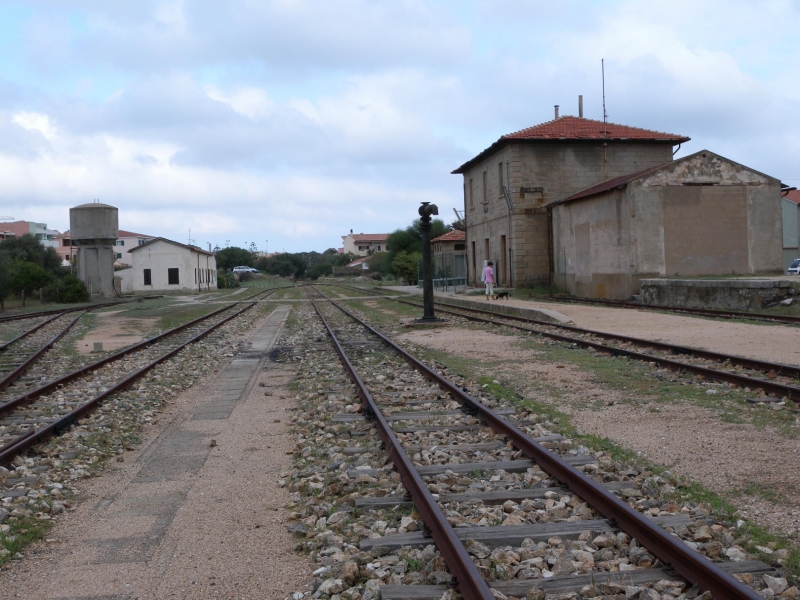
[498,162,504,196]
[376,246,381,251]
[115,240,124,246]
[138,239,147,245]
[482,172,487,204]
[116,253,122,259]
[454,244,465,251]
[471,241,476,275]
[143,269,152,286]
[168,268,180,285]
[194,268,197,283]
[469,179,474,209]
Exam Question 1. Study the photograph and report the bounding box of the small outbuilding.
[119,237,217,294]
[550,150,783,299]
[783,189,800,271]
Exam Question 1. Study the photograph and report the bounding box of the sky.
[1,0,799,253]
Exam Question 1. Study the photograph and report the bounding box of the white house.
[113,230,154,266]
[341,230,389,256]
[118,238,217,294]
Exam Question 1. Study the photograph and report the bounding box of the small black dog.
[493,291,510,300]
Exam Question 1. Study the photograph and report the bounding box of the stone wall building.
[431,229,466,255]
[453,115,689,287]
[550,151,783,299]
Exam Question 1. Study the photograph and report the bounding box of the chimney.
[578,95,583,118]
[350,229,353,234]
[208,243,211,251]
[554,105,559,119]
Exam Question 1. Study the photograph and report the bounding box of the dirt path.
[75,311,157,354]
[397,326,800,539]
[3,307,312,599]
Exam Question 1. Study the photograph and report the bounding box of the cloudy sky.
[2,1,799,252]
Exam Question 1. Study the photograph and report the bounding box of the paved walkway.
[3,305,312,599]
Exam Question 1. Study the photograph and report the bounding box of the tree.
[9,261,51,306]
[215,246,253,270]
[0,234,64,276]
[0,254,11,311]
[43,274,89,303]
[385,218,447,279]
[392,251,421,284]
[248,242,259,260]
[367,252,392,277]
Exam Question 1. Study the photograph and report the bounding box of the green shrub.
[43,275,89,303]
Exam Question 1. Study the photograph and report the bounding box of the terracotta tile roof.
[118,230,152,238]
[783,189,800,205]
[345,233,389,242]
[559,163,669,203]
[345,257,369,267]
[431,230,466,243]
[504,116,689,142]
[453,116,689,174]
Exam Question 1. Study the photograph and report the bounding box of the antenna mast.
[602,58,609,180]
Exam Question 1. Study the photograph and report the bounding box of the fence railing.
[418,252,467,293]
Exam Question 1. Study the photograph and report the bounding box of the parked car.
[232,266,258,273]
[788,258,800,275]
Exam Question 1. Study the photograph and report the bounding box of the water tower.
[69,202,119,298]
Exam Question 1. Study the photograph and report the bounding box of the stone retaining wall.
[640,278,800,310]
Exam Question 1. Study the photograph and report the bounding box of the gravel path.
[1,306,312,599]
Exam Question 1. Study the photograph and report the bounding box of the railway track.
[298,285,772,600]
[317,284,800,410]
[542,296,800,326]
[389,297,800,409]
[0,297,160,325]
[0,287,277,467]
[0,312,84,393]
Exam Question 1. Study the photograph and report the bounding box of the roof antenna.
[602,58,608,137]
[602,58,608,181]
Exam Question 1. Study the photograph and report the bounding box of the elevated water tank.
[69,203,119,298]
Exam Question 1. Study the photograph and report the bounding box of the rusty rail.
[391,297,800,402]
[0,312,85,392]
[0,298,156,325]
[0,301,258,467]
[545,296,800,325]
[306,288,495,600]
[312,287,762,600]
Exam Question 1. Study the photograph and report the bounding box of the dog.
[493,291,510,300]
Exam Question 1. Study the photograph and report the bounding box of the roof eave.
[452,136,690,175]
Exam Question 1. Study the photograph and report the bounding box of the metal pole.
[418,202,439,321]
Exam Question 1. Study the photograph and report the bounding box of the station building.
[117,238,217,294]
[454,112,784,298]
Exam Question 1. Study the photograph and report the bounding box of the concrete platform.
[640,277,800,310]
[382,285,573,324]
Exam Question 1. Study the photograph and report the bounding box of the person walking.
[482,261,495,300]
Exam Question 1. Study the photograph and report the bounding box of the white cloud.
[204,85,273,120]
[12,111,57,140]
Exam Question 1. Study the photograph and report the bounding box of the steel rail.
[314,288,761,600]
[545,296,800,325]
[0,301,242,418]
[0,298,157,325]
[411,298,800,379]
[0,301,257,467]
[306,288,495,600]
[0,312,65,352]
[0,312,84,392]
[391,298,800,403]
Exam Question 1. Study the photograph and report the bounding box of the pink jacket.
[482,266,494,284]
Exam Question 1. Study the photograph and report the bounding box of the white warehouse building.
[117,238,217,294]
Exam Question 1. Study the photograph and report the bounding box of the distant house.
[432,229,466,255]
[57,229,153,266]
[783,189,800,271]
[345,257,370,270]
[1,220,60,249]
[341,230,389,256]
[117,237,216,294]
